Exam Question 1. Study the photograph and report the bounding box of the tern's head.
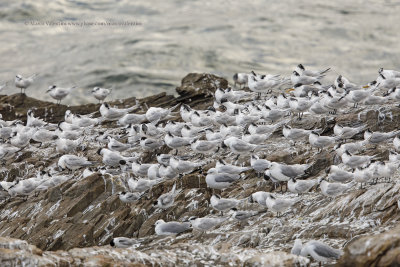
[207,106,216,112]
[154,219,165,226]
[247,194,254,203]
[293,71,300,76]
[294,83,303,88]
[233,73,238,81]
[297,64,305,70]
[378,67,383,73]
[311,131,319,136]
[110,239,115,247]
[344,150,352,156]
[182,104,191,112]
[11,120,23,126]
[47,85,56,93]
[211,194,221,200]
[325,166,331,174]
[92,87,100,92]
[318,177,327,185]
[313,81,322,86]
[333,143,342,150]
[15,74,22,80]
[188,216,198,222]
[97,148,103,155]
[207,168,218,174]
[103,103,110,109]
[218,105,227,112]
[141,124,148,133]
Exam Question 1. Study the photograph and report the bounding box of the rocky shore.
[0,73,400,266]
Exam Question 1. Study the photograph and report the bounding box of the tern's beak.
[363,85,370,88]
[285,88,295,93]
[46,89,51,93]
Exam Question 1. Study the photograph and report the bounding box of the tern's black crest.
[110,239,115,247]
[294,83,303,88]
[207,106,216,112]
[119,160,126,165]
[233,73,238,81]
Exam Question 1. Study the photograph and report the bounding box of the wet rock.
[175,73,229,109]
[338,225,400,266]
[243,251,309,267]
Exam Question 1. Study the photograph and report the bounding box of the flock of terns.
[1,65,400,264]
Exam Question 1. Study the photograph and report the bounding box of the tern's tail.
[28,74,38,80]
[168,103,181,112]
[253,144,269,152]
[126,103,140,113]
[170,183,177,194]
[319,68,331,75]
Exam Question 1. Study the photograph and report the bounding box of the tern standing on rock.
[47,85,76,104]
[92,87,112,103]
[15,74,37,94]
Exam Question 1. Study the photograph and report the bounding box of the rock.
[175,73,229,109]
[243,251,310,267]
[2,73,400,266]
[338,225,400,266]
[176,73,229,96]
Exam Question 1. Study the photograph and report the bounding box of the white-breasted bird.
[92,87,112,103]
[15,74,37,94]
[46,85,76,104]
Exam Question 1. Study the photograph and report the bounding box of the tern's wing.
[161,222,190,234]
[213,174,239,183]
[311,242,342,259]
[116,238,136,247]
[280,165,304,178]
[159,194,174,206]
[65,156,91,166]
[326,184,346,195]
